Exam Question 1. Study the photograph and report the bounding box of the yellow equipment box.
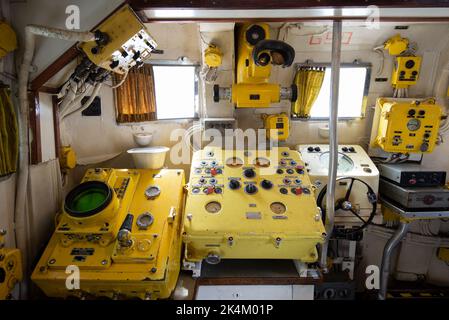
[263,113,290,141]
[391,56,422,89]
[80,5,157,74]
[183,147,326,266]
[374,98,442,153]
[0,230,22,300]
[32,168,185,300]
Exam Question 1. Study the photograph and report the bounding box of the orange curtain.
[114,65,156,123]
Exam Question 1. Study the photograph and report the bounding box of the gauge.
[270,202,286,214]
[407,118,421,131]
[136,212,154,230]
[144,185,161,199]
[253,157,271,168]
[226,157,244,168]
[205,201,222,214]
[319,152,354,173]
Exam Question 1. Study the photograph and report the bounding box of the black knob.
[348,147,355,153]
[245,184,258,194]
[314,147,321,152]
[243,168,256,178]
[408,109,416,116]
[307,146,314,152]
[229,179,241,190]
[279,188,288,194]
[276,169,284,174]
[342,147,348,152]
[261,180,273,190]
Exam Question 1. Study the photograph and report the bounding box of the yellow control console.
[183,147,326,274]
[0,230,22,300]
[374,98,442,153]
[32,168,185,300]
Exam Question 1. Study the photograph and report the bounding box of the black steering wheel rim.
[317,177,377,235]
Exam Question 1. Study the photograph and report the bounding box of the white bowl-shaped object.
[133,132,153,147]
[127,146,170,169]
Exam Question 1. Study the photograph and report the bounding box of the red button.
[295,188,303,195]
[409,179,417,185]
[210,168,217,176]
[206,187,214,195]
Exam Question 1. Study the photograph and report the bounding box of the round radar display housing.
[64,181,113,218]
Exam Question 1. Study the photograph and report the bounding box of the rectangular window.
[153,65,198,120]
[309,65,371,119]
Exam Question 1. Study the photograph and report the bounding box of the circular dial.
[270,202,286,214]
[319,152,354,173]
[253,157,271,168]
[226,157,244,168]
[205,201,222,213]
[407,118,421,131]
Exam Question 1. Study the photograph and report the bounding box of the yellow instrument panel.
[0,230,22,300]
[183,147,326,264]
[374,98,442,153]
[80,5,157,74]
[32,168,185,300]
[391,56,422,89]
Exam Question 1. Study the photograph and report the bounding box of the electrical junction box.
[374,98,442,153]
[183,147,325,267]
[378,163,446,187]
[297,144,379,225]
[32,168,185,300]
[263,113,290,141]
[391,56,422,89]
[80,5,157,74]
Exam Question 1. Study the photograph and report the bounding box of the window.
[114,64,198,123]
[153,65,198,120]
[309,65,370,119]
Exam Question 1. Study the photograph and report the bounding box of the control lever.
[117,213,134,248]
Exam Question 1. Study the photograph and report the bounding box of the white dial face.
[319,152,354,173]
[270,202,287,214]
[407,118,421,131]
[253,157,271,168]
[205,201,222,214]
[226,157,244,168]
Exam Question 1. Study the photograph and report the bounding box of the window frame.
[292,61,372,121]
[151,61,200,121]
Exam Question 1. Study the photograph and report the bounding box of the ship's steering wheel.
[316,177,378,235]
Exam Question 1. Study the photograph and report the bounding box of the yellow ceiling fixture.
[202,44,222,83]
[0,21,17,59]
[383,34,409,56]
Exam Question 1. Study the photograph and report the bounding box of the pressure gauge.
[145,185,161,199]
[270,202,287,214]
[226,157,244,168]
[319,152,354,173]
[253,157,271,168]
[407,118,421,131]
[136,212,154,230]
[205,201,222,214]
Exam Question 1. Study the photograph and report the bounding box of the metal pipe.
[320,20,342,270]
[378,222,410,300]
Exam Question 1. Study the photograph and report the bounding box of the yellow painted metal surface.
[32,168,185,300]
[231,83,280,108]
[204,45,222,68]
[374,98,442,153]
[438,247,449,263]
[0,21,17,59]
[183,147,326,262]
[263,113,290,141]
[59,146,76,170]
[384,34,409,56]
[80,5,157,74]
[0,231,22,300]
[232,23,280,108]
[391,56,422,89]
